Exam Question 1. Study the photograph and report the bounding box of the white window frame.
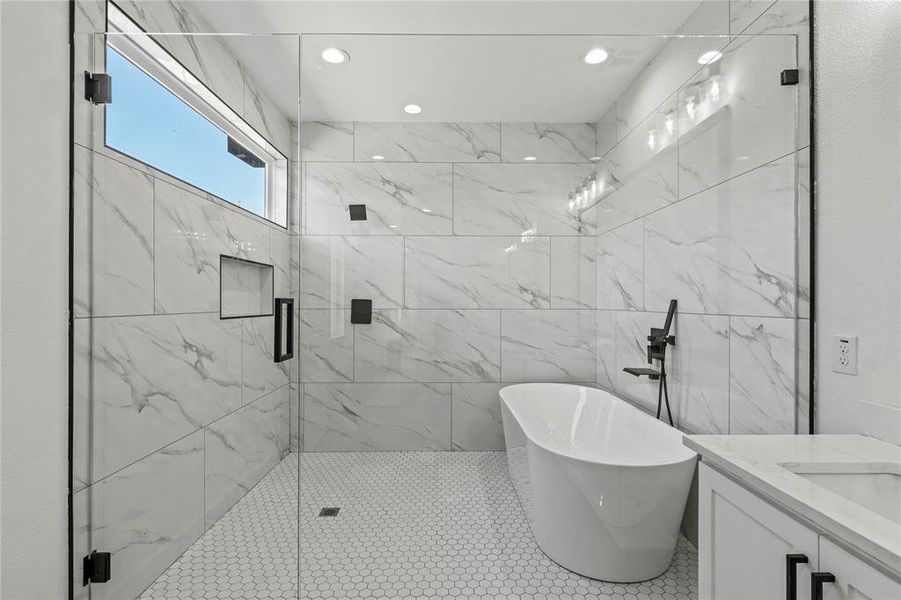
[105,2,288,228]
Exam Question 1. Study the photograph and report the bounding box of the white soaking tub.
[499,383,697,582]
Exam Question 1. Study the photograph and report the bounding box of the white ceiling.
[184,1,705,122]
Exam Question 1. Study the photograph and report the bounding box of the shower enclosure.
[71,1,810,596]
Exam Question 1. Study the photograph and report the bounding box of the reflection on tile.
[405,236,551,309]
[453,163,596,236]
[300,310,354,383]
[304,383,451,451]
[301,121,354,162]
[91,432,204,600]
[596,310,617,390]
[91,314,242,482]
[501,122,597,163]
[501,310,595,383]
[729,317,795,434]
[355,310,500,382]
[243,317,290,404]
[677,34,796,198]
[355,122,500,162]
[300,236,404,308]
[550,237,596,309]
[451,383,506,450]
[77,150,155,317]
[644,154,796,317]
[597,220,644,310]
[205,386,289,526]
[305,163,453,235]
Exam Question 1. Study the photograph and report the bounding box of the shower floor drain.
[318,507,340,517]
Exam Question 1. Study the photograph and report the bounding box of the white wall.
[0,1,71,597]
[814,1,901,444]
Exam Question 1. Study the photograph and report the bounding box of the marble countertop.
[683,434,901,576]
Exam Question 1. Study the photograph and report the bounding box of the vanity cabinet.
[699,463,901,600]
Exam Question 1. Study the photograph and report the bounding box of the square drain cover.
[318,507,340,517]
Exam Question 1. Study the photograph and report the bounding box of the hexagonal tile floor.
[141,452,697,599]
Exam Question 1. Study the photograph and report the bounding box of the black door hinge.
[781,68,800,85]
[85,72,112,104]
[83,550,111,586]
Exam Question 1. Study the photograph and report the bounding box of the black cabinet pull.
[786,554,808,600]
[811,572,835,600]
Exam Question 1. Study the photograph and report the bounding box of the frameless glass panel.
[105,46,268,216]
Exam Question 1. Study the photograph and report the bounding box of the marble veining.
[596,220,644,310]
[500,122,597,163]
[301,121,354,162]
[355,309,501,383]
[305,163,454,236]
[405,236,551,309]
[550,237,597,309]
[242,317,290,404]
[453,163,596,236]
[451,383,507,451]
[300,310,354,383]
[355,122,501,163]
[304,383,452,451]
[500,310,596,383]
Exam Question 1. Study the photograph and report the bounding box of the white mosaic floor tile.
[141,452,697,600]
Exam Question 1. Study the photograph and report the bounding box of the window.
[104,4,288,227]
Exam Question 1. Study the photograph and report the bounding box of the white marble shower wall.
[295,121,599,452]
[71,2,296,598]
[594,0,810,436]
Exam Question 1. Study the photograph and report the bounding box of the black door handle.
[811,572,835,600]
[786,554,808,600]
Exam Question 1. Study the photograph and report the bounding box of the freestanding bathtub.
[499,383,697,583]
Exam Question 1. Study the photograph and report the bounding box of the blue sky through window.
[105,47,266,217]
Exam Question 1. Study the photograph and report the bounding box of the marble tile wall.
[72,2,296,597]
[593,0,810,436]
[296,120,599,452]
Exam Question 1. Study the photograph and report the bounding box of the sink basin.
[779,462,901,525]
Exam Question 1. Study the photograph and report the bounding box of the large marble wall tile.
[405,236,551,309]
[729,0,779,34]
[300,310,354,382]
[243,316,290,404]
[243,70,292,156]
[676,0,730,34]
[270,229,291,297]
[300,236,404,308]
[500,123,597,163]
[677,34,796,198]
[305,163,453,235]
[190,34,245,117]
[596,106,618,158]
[741,0,810,148]
[595,97,679,233]
[729,316,795,434]
[355,122,501,162]
[796,318,810,434]
[91,313,242,482]
[154,180,230,313]
[304,383,451,451]
[451,383,506,451]
[301,121,354,162]
[670,313,731,434]
[290,382,302,452]
[596,220,644,310]
[91,432,204,600]
[204,386,289,526]
[550,237,596,309]
[644,154,796,317]
[72,487,90,600]
[797,147,811,318]
[596,310,617,390]
[72,320,91,494]
[73,146,92,318]
[501,310,596,383]
[81,151,155,317]
[453,163,596,236]
[355,309,501,382]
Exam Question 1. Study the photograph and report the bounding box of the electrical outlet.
[832,335,858,375]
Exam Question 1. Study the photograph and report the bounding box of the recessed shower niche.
[220,255,275,319]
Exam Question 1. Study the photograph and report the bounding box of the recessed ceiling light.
[697,50,723,65]
[523,156,537,162]
[404,104,422,115]
[321,47,350,64]
[371,155,385,161]
[583,48,609,65]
